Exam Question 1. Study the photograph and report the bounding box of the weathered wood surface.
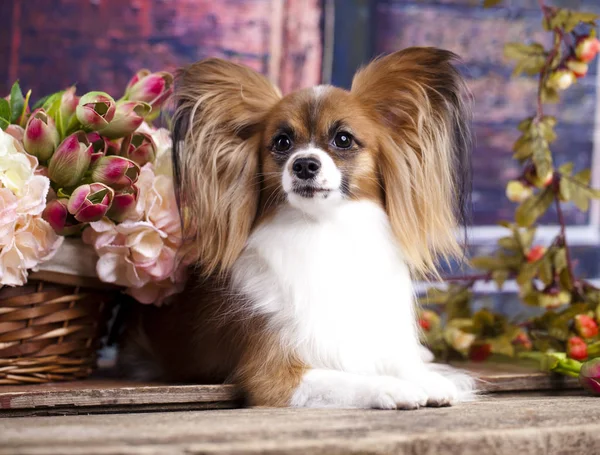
[0,363,579,417]
[0,380,242,417]
[1,393,599,454]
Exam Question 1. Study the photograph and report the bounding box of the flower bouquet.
[0,70,187,384]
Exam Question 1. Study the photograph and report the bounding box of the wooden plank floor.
[0,363,579,417]
[1,393,598,455]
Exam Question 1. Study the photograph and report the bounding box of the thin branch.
[442,273,493,283]
[553,176,576,281]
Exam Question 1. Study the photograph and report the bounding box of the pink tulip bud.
[48,131,93,187]
[120,132,157,166]
[42,198,84,236]
[99,101,151,139]
[23,109,60,162]
[580,358,600,395]
[67,182,114,223]
[125,70,174,109]
[60,86,79,121]
[107,185,138,222]
[106,138,121,156]
[91,155,140,189]
[87,132,108,165]
[76,91,116,130]
[575,36,600,63]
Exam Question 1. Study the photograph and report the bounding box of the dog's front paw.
[291,369,428,409]
[407,371,458,407]
[367,376,428,410]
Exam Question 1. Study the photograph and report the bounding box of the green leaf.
[33,94,51,110]
[498,236,519,251]
[515,189,554,227]
[550,10,598,33]
[538,255,554,286]
[518,227,536,250]
[570,182,590,211]
[532,140,553,183]
[512,58,546,77]
[492,269,509,289]
[517,261,539,286]
[559,177,572,201]
[539,116,557,144]
[559,267,573,290]
[42,91,65,137]
[42,91,63,115]
[470,255,502,271]
[517,117,534,133]
[573,169,591,185]
[541,85,560,104]
[9,81,25,124]
[0,99,11,130]
[483,0,503,7]
[445,286,472,321]
[521,290,540,307]
[513,135,535,160]
[553,248,567,274]
[558,162,574,176]
[504,43,547,77]
[504,42,546,61]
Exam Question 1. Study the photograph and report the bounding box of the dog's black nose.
[292,157,321,180]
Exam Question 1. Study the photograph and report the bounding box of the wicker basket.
[0,271,118,385]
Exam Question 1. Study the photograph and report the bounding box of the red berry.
[469,343,492,362]
[575,36,600,63]
[526,245,546,263]
[418,318,431,331]
[567,336,588,361]
[575,314,599,339]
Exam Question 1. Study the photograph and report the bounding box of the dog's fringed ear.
[351,47,472,277]
[173,59,281,276]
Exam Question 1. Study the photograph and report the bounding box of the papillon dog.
[120,47,475,409]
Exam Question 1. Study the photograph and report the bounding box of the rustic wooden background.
[0,0,322,99]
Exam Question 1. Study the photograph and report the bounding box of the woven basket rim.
[26,271,122,290]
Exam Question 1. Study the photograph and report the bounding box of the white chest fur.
[231,200,423,376]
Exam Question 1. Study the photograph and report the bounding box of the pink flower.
[124,70,174,110]
[107,186,138,222]
[0,203,63,286]
[91,156,140,189]
[48,132,93,187]
[68,183,114,223]
[100,101,151,139]
[76,91,116,130]
[23,109,60,162]
[120,132,156,166]
[0,129,64,287]
[136,122,172,176]
[83,163,187,303]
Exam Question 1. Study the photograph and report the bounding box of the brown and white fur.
[120,47,475,409]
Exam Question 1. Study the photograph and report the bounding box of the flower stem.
[552,175,576,283]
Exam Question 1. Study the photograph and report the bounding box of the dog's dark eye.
[273,134,292,153]
[333,131,353,149]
